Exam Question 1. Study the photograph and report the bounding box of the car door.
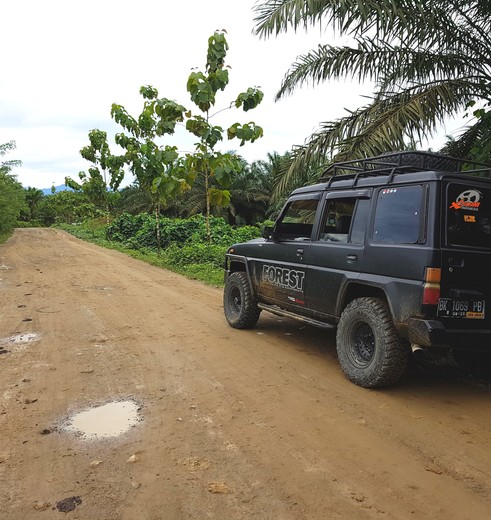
[438,181,491,329]
[305,190,371,318]
[251,194,322,311]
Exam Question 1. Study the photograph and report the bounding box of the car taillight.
[422,267,441,305]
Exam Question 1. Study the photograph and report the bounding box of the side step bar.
[257,303,335,330]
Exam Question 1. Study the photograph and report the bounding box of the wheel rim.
[350,322,375,367]
[229,285,242,315]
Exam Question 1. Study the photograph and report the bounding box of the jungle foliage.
[0,141,25,238]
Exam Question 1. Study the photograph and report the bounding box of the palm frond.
[254,1,461,47]
[283,79,477,181]
[276,39,485,99]
[440,119,486,158]
[253,0,329,37]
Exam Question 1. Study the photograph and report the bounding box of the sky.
[1,0,461,189]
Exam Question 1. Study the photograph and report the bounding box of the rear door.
[305,190,371,318]
[439,181,491,328]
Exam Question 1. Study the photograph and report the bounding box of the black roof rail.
[319,151,491,185]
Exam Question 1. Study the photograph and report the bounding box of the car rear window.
[446,183,491,249]
[373,185,424,244]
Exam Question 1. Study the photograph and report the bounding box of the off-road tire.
[336,297,410,388]
[224,272,261,329]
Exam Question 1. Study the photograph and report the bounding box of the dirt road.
[1,228,490,520]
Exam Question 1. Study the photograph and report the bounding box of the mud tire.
[336,297,410,388]
[224,272,261,329]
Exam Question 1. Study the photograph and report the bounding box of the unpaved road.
[1,228,490,520]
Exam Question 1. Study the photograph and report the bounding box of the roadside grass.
[56,220,226,287]
[0,231,11,244]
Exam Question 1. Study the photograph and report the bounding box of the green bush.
[106,213,151,243]
[106,213,262,250]
[163,243,226,269]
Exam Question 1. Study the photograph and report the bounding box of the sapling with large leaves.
[184,31,264,241]
[66,129,124,222]
[111,86,191,252]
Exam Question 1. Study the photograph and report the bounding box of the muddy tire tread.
[223,272,261,329]
[336,297,410,388]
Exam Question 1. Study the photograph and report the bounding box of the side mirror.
[262,225,274,239]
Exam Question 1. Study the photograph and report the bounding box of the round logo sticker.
[450,189,482,211]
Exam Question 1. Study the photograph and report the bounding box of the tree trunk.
[205,171,211,243]
[155,202,161,255]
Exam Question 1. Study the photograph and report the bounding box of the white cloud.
[0,0,460,189]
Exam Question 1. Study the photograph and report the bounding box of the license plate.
[437,298,485,319]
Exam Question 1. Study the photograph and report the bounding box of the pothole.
[63,400,141,439]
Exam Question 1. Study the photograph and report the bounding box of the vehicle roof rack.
[319,151,491,185]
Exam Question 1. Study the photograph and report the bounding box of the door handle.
[296,248,304,256]
[346,254,357,262]
[448,257,464,268]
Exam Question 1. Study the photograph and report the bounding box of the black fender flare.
[225,254,256,298]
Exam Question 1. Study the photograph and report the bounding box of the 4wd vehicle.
[223,151,491,388]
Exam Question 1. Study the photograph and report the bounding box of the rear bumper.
[407,318,491,352]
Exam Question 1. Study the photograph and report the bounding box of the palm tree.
[254,0,491,185]
[175,156,273,225]
[23,187,44,221]
[227,157,273,225]
[115,184,153,215]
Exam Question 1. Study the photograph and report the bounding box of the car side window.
[319,198,356,243]
[373,186,424,244]
[275,198,319,240]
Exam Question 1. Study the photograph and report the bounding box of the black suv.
[223,151,491,387]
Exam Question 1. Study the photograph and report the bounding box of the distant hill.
[41,184,73,195]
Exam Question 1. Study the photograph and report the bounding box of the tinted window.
[319,198,356,243]
[275,198,319,239]
[373,186,424,244]
[446,183,491,249]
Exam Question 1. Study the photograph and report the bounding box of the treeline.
[15,150,291,229]
[0,142,25,239]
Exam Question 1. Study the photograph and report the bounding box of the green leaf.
[186,116,209,138]
[187,71,215,112]
[235,88,264,111]
[227,123,264,145]
[206,32,229,73]
[208,69,229,93]
[208,188,231,207]
[140,85,159,100]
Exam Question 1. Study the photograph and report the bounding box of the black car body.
[223,152,491,387]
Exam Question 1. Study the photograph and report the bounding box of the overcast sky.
[1,0,458,189]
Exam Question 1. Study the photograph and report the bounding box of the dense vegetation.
[57,213,267,286]
[4,146,283,285]
[0,142,26,241]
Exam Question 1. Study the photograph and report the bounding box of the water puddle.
[64,400,141,439]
